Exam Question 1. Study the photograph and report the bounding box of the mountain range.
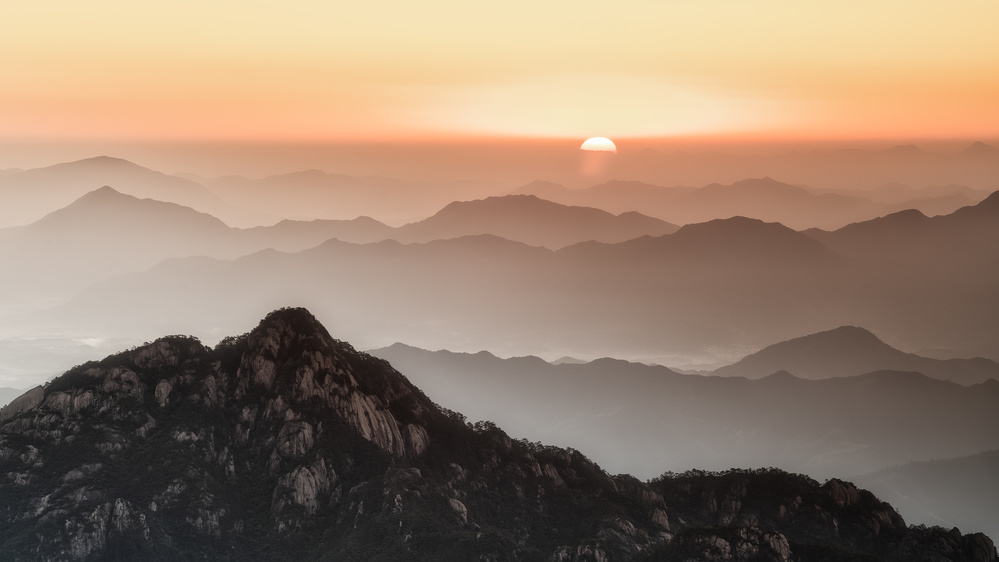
[3,154,992,232]
[370,343,999,481]
[805,189,999,269]
[594,141,999,194]
[713,326,999,385]
[0,156,227,228]
[514,176,989,231]
[0,308,993,561]
[392,194,678,249]
[25,189,998,375]
[0,187,677,315]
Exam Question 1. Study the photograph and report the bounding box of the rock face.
[0,308,995,561]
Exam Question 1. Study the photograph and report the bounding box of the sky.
[2,1,998,143]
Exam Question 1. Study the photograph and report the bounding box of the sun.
[580,137,617,153]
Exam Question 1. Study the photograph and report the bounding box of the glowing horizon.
[2,1,998,142]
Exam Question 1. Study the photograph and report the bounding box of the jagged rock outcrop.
[0,385,44,423]
[0,308,994,561]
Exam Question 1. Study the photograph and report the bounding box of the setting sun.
[581,137,617,153]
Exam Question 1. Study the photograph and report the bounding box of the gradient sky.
[3,1,998,142]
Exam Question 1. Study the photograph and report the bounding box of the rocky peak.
[0,309,995,561]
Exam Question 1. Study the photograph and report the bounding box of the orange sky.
[2,1,998,142]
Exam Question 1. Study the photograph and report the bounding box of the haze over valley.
[2,146,998,549]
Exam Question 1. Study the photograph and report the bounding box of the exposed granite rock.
[0,386,44,424]
[0,308,993,562]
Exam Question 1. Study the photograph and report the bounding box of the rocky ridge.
[0,308,994,561]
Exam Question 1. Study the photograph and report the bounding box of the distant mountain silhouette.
[0,187,393,307]
[713,326,999,384]
[961,141,999,159]
[0,156,227,227]
[394,194,678,249]
[562,216,834,266]
[0,187,239,304]
[806,189,999,268]
[370,343,999,481]
[30,185,231,234]
[514,176,940,230]
[855,447,999,544]
[510,179,575,200]
[30,195,999,376]
[240,216,394,248]
[9,188,999,386]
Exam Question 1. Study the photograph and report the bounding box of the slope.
[0,156,227,227]
[394,194,678,249]
[713,326,999,384]
[0,308,992,561]
[370,344,999,481]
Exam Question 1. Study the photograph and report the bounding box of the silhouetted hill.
[561,216,834,267]
[370,344,999,480]
[806,189,999,263]
[660,216,832,262]
[394,194,678,249]
[30,185,231,234]
[961,141,999,159]
[713,326,999,384]
[0,156,226,227]
[0,308,993,561]
[0,187,398,309]
[512,176,967,230]
[240,216,394,248]
[0,187,240,305]
[855,448,999,545]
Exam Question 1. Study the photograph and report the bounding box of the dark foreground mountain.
[712,326,999,385]
[0,309,994,561]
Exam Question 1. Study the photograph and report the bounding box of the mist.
[1,141,998,543]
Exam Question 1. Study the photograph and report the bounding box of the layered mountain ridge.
[0,308,995,561]
[713,326,999,384]
[371,343,999,481]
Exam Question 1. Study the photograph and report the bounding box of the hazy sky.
[2,1,998,142]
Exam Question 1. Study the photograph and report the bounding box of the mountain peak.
[70,155,139,168]
[1,310,995,560]
[817,325,884,344]
[712,325,999,384]
[254,306,329,336]
[245,307,338,358]
[81,184,125,198]
[961,141,999,157]
[713,325,900,379]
